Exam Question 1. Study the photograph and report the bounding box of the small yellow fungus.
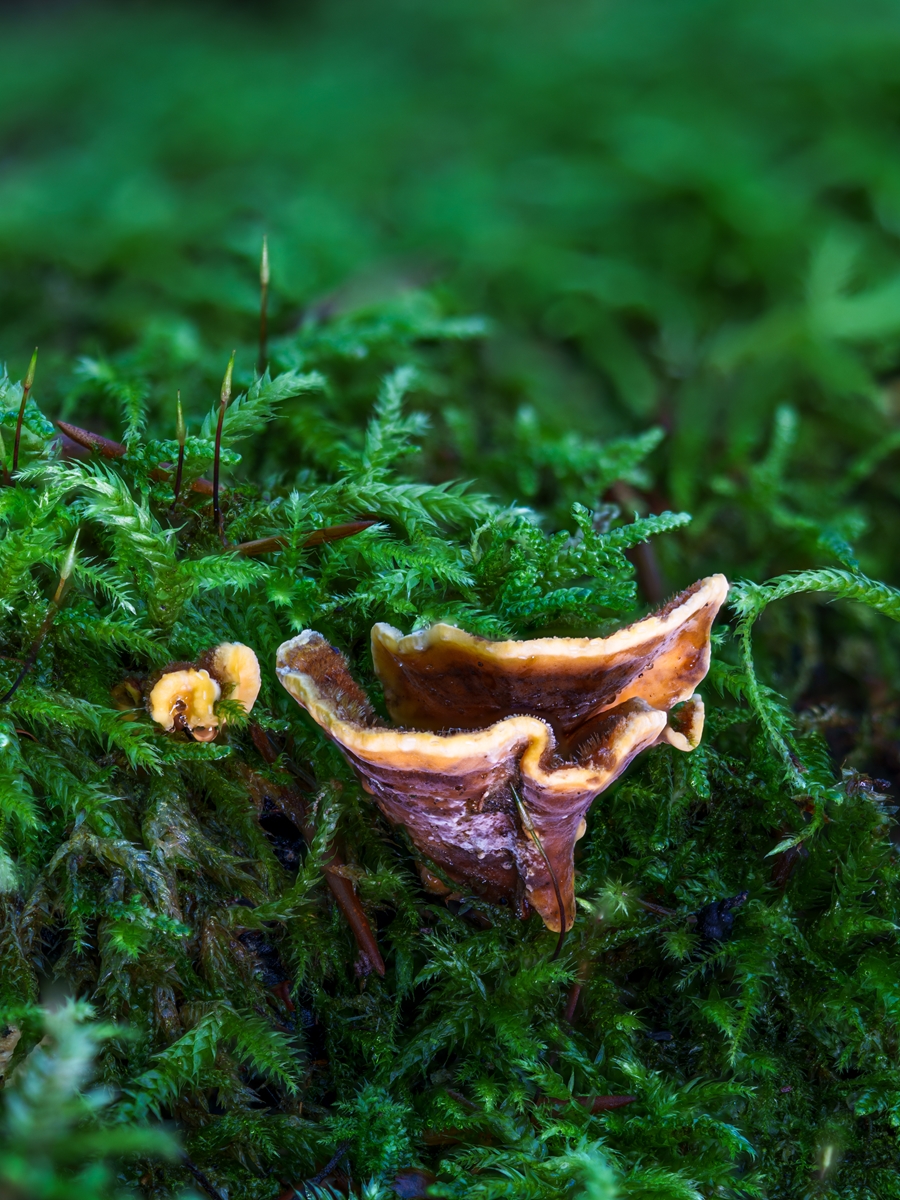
[206,642,261,713]
[148,668,221,742]
[146,643,261,742]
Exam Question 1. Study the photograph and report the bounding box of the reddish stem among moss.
[0,531,78,705]
[562,960,590,1024]
[56,421,215,495]
[170,390,186,511]
[213,352,235,545]
[0,428,10,487]
[12,347,37,478]
[233,520,377,557]
[247,725,386,976]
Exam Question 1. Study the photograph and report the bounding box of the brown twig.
[323,866,386,977]
[562,982,582,1025]
[0,532,78,705]
[562,960,590,1025]
[232,534,289,557]
[55,422,378,553]
[258,235,270,378]
[233,521,377,557]
[56,421,215,495]
[56,421,125,461]
[13,348,37,477]
[247,727,386,976]
[213,352,235,545]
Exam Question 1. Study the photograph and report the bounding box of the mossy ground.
[2,3,900,1197]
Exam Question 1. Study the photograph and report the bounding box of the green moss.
[2,1,900,1194]
[0,301,897,1195]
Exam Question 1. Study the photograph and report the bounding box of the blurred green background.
[3,0,900,590]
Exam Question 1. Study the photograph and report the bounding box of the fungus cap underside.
[371,573,728,749]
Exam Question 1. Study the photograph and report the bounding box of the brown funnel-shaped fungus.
[147,642,261,741]
[275,576,727,932]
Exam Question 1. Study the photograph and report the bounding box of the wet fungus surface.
[147,641,261,741]
[276,575,728,932]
